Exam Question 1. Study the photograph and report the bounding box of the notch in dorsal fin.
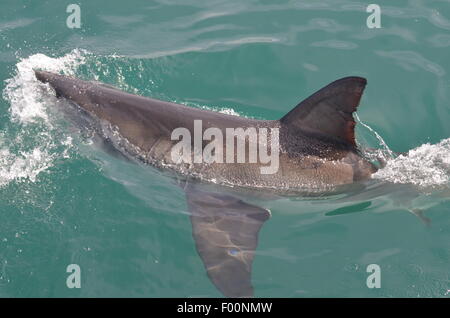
[280,77,367,147]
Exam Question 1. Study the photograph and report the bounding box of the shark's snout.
[33,70,91,102]
[34,69,53,83]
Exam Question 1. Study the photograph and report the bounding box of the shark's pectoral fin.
[281,77,367,147]
[185,185,270,297]
[409,208,432,226]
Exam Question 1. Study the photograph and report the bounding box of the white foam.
[216,107,240,116]
[0,49,86,188]
[191,102,242,117]
[0,144,54,187]
[373,138,450,187]
[3,49,86,124]
[178,100,243,117]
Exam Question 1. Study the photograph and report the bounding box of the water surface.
[0,0,449,297]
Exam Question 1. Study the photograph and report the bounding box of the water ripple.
[0,18,36,33]
[428,33,450,48]
[130,36,281,58]
[311,40,358,50]
[375,50,446,77]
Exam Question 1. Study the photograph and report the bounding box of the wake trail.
[0,49,86,187]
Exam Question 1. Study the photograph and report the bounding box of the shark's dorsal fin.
[280,77,367,147]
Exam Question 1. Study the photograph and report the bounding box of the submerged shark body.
[35,70,377,297]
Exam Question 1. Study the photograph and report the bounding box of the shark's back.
[35,71,376,191]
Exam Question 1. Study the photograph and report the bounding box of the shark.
[35,70,378,297]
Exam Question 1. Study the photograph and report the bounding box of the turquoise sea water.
[1,0,450,297]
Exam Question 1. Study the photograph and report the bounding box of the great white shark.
[35,70,379,297]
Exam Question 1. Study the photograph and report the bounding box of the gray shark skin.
[35,69,377,297]
[34,70,376,191]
